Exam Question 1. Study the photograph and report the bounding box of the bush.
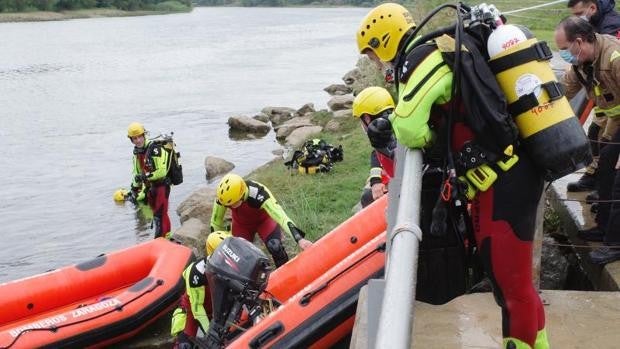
[144,0,188,11]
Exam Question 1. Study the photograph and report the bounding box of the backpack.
[147,134,183,185]
[397,32,518,167]
[438,30,519,160]
[284,139,343,174]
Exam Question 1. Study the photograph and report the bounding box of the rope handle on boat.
[0,279,164,349]
[299,242,386,306]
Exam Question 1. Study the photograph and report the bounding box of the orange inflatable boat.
[201,196,388,348]
[230,232,386,349]
[0,238,193,349]
[266,194,386,301]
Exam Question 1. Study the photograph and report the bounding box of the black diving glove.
[367,117,394,150]
[125,191,137,205]
[134,173,148,183]
[288,223,306,242]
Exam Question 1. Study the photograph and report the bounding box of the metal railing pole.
[375,148,423,349]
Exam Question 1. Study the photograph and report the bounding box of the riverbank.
[0,6,190,23]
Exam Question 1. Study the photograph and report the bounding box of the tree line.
[195,0,381,6]
[0,0,190,12]
[0,0,386,15]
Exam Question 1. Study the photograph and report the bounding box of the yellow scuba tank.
[487,24,592,181]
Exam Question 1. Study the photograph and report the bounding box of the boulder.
[172,218,209,258]
[261,106,296,126]
[295,103,315,116]
[333,109,352,118]
[176,188,216,225]
[324,119,342,132]
[274,116,314,139]
[205,157,235,181]
[227,115,271,134]
[327,95,354,112]
[253,112,270,123]
[349,56,385,95]
[342,67,362,86]
[324,84,352,96]
[285,126,323,148]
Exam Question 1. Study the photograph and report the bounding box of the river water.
[0,7,367,283]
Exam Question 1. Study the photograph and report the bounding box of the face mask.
[560,49,579,65]
[579,8,593,21]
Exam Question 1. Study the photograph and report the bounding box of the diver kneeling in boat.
[210,173,312,267]
[171,231,230,349]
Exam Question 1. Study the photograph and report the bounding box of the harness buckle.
[465,164,498,192]
[496,154,519,172]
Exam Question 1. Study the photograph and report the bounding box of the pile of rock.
[173,58,381,257]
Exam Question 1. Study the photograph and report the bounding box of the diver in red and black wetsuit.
[352,86,396,208]
[356,4,548,348]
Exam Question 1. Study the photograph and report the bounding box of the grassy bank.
[410,0,568,47]
[245,112,372,244]
[0,5,190,22]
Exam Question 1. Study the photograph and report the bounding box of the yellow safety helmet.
[113,188,128,202]
[127,122,146,138]
[352,87,395,118]
[217,173,248,206]
[356,3,416,62]
[206,231,231,256]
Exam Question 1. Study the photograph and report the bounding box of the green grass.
[406,0,567,48]
[247,113,371,243]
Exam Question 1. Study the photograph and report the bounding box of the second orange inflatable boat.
[0,238,192,349]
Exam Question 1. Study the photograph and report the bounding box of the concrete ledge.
[353,289,620,348]
[548,172,620,291]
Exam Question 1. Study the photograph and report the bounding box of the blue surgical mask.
[559,49,579,65]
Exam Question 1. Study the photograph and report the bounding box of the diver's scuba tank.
[486,21,592,180]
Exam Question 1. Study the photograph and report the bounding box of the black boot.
[586,191,599,204]
[567,173,597,192]
[577,226,605,242]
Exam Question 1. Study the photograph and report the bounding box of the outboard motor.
[204,237,272,348]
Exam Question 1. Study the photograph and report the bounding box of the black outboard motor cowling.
[204,237,271,348]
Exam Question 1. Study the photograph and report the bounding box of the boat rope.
[0,279,164,349]
[502,0,567,14]
[298,241,386,306]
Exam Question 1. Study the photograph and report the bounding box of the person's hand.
[125,190,137,204]
[371,182,387,200]
[134,173,148,183]
[298,238,313,250]
[615,153,620,170]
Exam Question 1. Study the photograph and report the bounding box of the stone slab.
[353,289,620,349]
[549,171,620,291]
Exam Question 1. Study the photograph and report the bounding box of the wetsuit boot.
[534,328,549,349]
[566,173,597,192]
[503,337,532,349]
[266,237,289,267]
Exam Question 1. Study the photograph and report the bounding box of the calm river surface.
[0,7,367,283]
